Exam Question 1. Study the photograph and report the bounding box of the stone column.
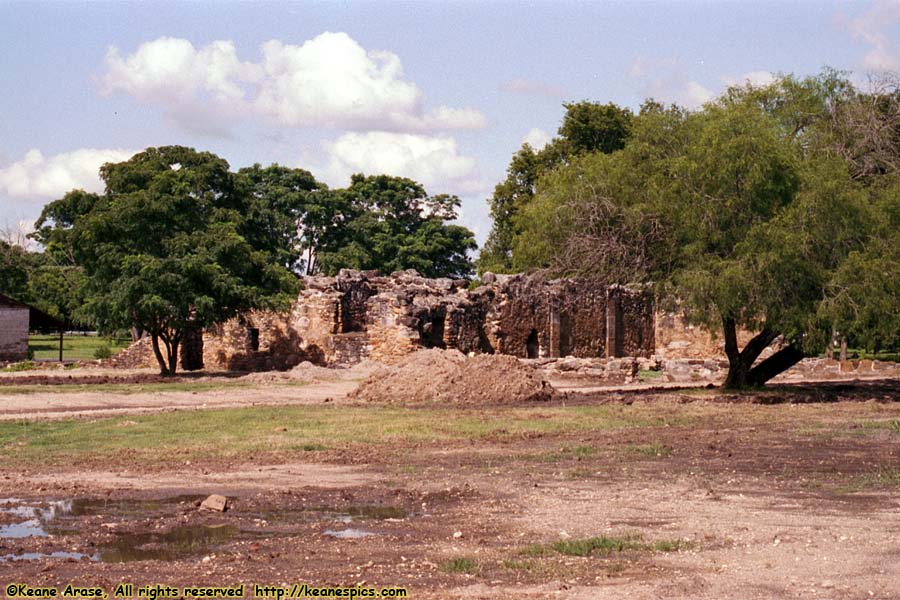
[605,288,622,359]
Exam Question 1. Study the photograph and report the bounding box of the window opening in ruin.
[526,329,539,358]
[247,327,260,352]
[418,307,446,349]
[339,288,371,333]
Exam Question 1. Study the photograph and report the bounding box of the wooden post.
[58,330,63,362]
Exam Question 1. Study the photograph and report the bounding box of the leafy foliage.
[60,146,297,374]
[316,174,476,279]
[478,101,634,274]
[236,163,327,273]
[502,70,900,387]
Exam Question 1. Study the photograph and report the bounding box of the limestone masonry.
[198,269,658,370]
[114,269,722,371]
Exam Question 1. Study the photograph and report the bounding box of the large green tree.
[511,73,893,388]
[48,146,296,375]
[236,164,328,274]
[0,240,31,301]
[478,101,634,274]
[316,174,477,279]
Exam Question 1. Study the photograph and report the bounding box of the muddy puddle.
[0,496,408,563]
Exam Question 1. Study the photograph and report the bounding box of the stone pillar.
[605,288,622,359]
[548,292,560,358]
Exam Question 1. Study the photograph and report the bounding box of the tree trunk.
[150,334,169,376]
[167,338,179,376]
[722,317,780,389]
[151,332,180,376]
[746,343,805,386]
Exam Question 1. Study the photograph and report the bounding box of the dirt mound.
[350,349,557,404]
[287,361,339,380]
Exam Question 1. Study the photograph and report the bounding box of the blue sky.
[2,0,898,247]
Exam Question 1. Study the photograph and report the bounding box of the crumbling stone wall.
[653,311,758,359]
[112,269,660,370]
[483,274,652,360]
[203,309,325,371]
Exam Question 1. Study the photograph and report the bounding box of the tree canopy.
[315,174,476,279]
[478,101,634,274]
[236,163,327,274]
[37,146,297,375]
[26,146,478,372]
[500,71,900,387]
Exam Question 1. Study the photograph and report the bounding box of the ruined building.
[165,270,655,371]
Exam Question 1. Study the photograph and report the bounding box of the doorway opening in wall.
[247,327,260,352]
[526,329,539,359]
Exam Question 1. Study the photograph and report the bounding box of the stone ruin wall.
[653,310,756,360]
[269,270,654,367]
[112,269,736,371]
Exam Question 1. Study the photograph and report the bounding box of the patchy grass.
[0,404,686,467]
[860,419,900,434]
[546,534,688,557]
[501,559,533,571]
[552,535,642,557]
[637,369,664,381]
[0,381,258,395]
[567,467,598,479]
[519,543,553,558]
[527,444,598,464]
[0,361,37,372]
[440,558,479,574]
[29,334,130,361]
[837,466,900,493]
[626,441,672,458]
[571,444,597,456]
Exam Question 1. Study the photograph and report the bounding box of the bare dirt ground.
[1,367,900,599]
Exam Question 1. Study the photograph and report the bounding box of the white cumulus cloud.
[320,132,483,194]
[0,148,136,199]
[522,127,552,151]
[627,56,714,109]
[100,33,487,135]
[849,0,900,72]
[101,37,260,136]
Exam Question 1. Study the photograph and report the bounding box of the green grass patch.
[440,558,478,574]
[552,535,641,556]
[567,467,597,479]
[860,419,900,434]
[548,534,688,557]
[519,543,552,558]
[625,441,672,458]
[528,444,597,464]
[637,369,664,381]
[28,334,130,361]
[0,404,686,467]
[837,466,900,493]
[1,361,36,372]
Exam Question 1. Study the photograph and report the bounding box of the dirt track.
[0,380,356,421]
[2,369,900,599]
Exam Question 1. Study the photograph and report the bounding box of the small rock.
[200,494,228,512]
